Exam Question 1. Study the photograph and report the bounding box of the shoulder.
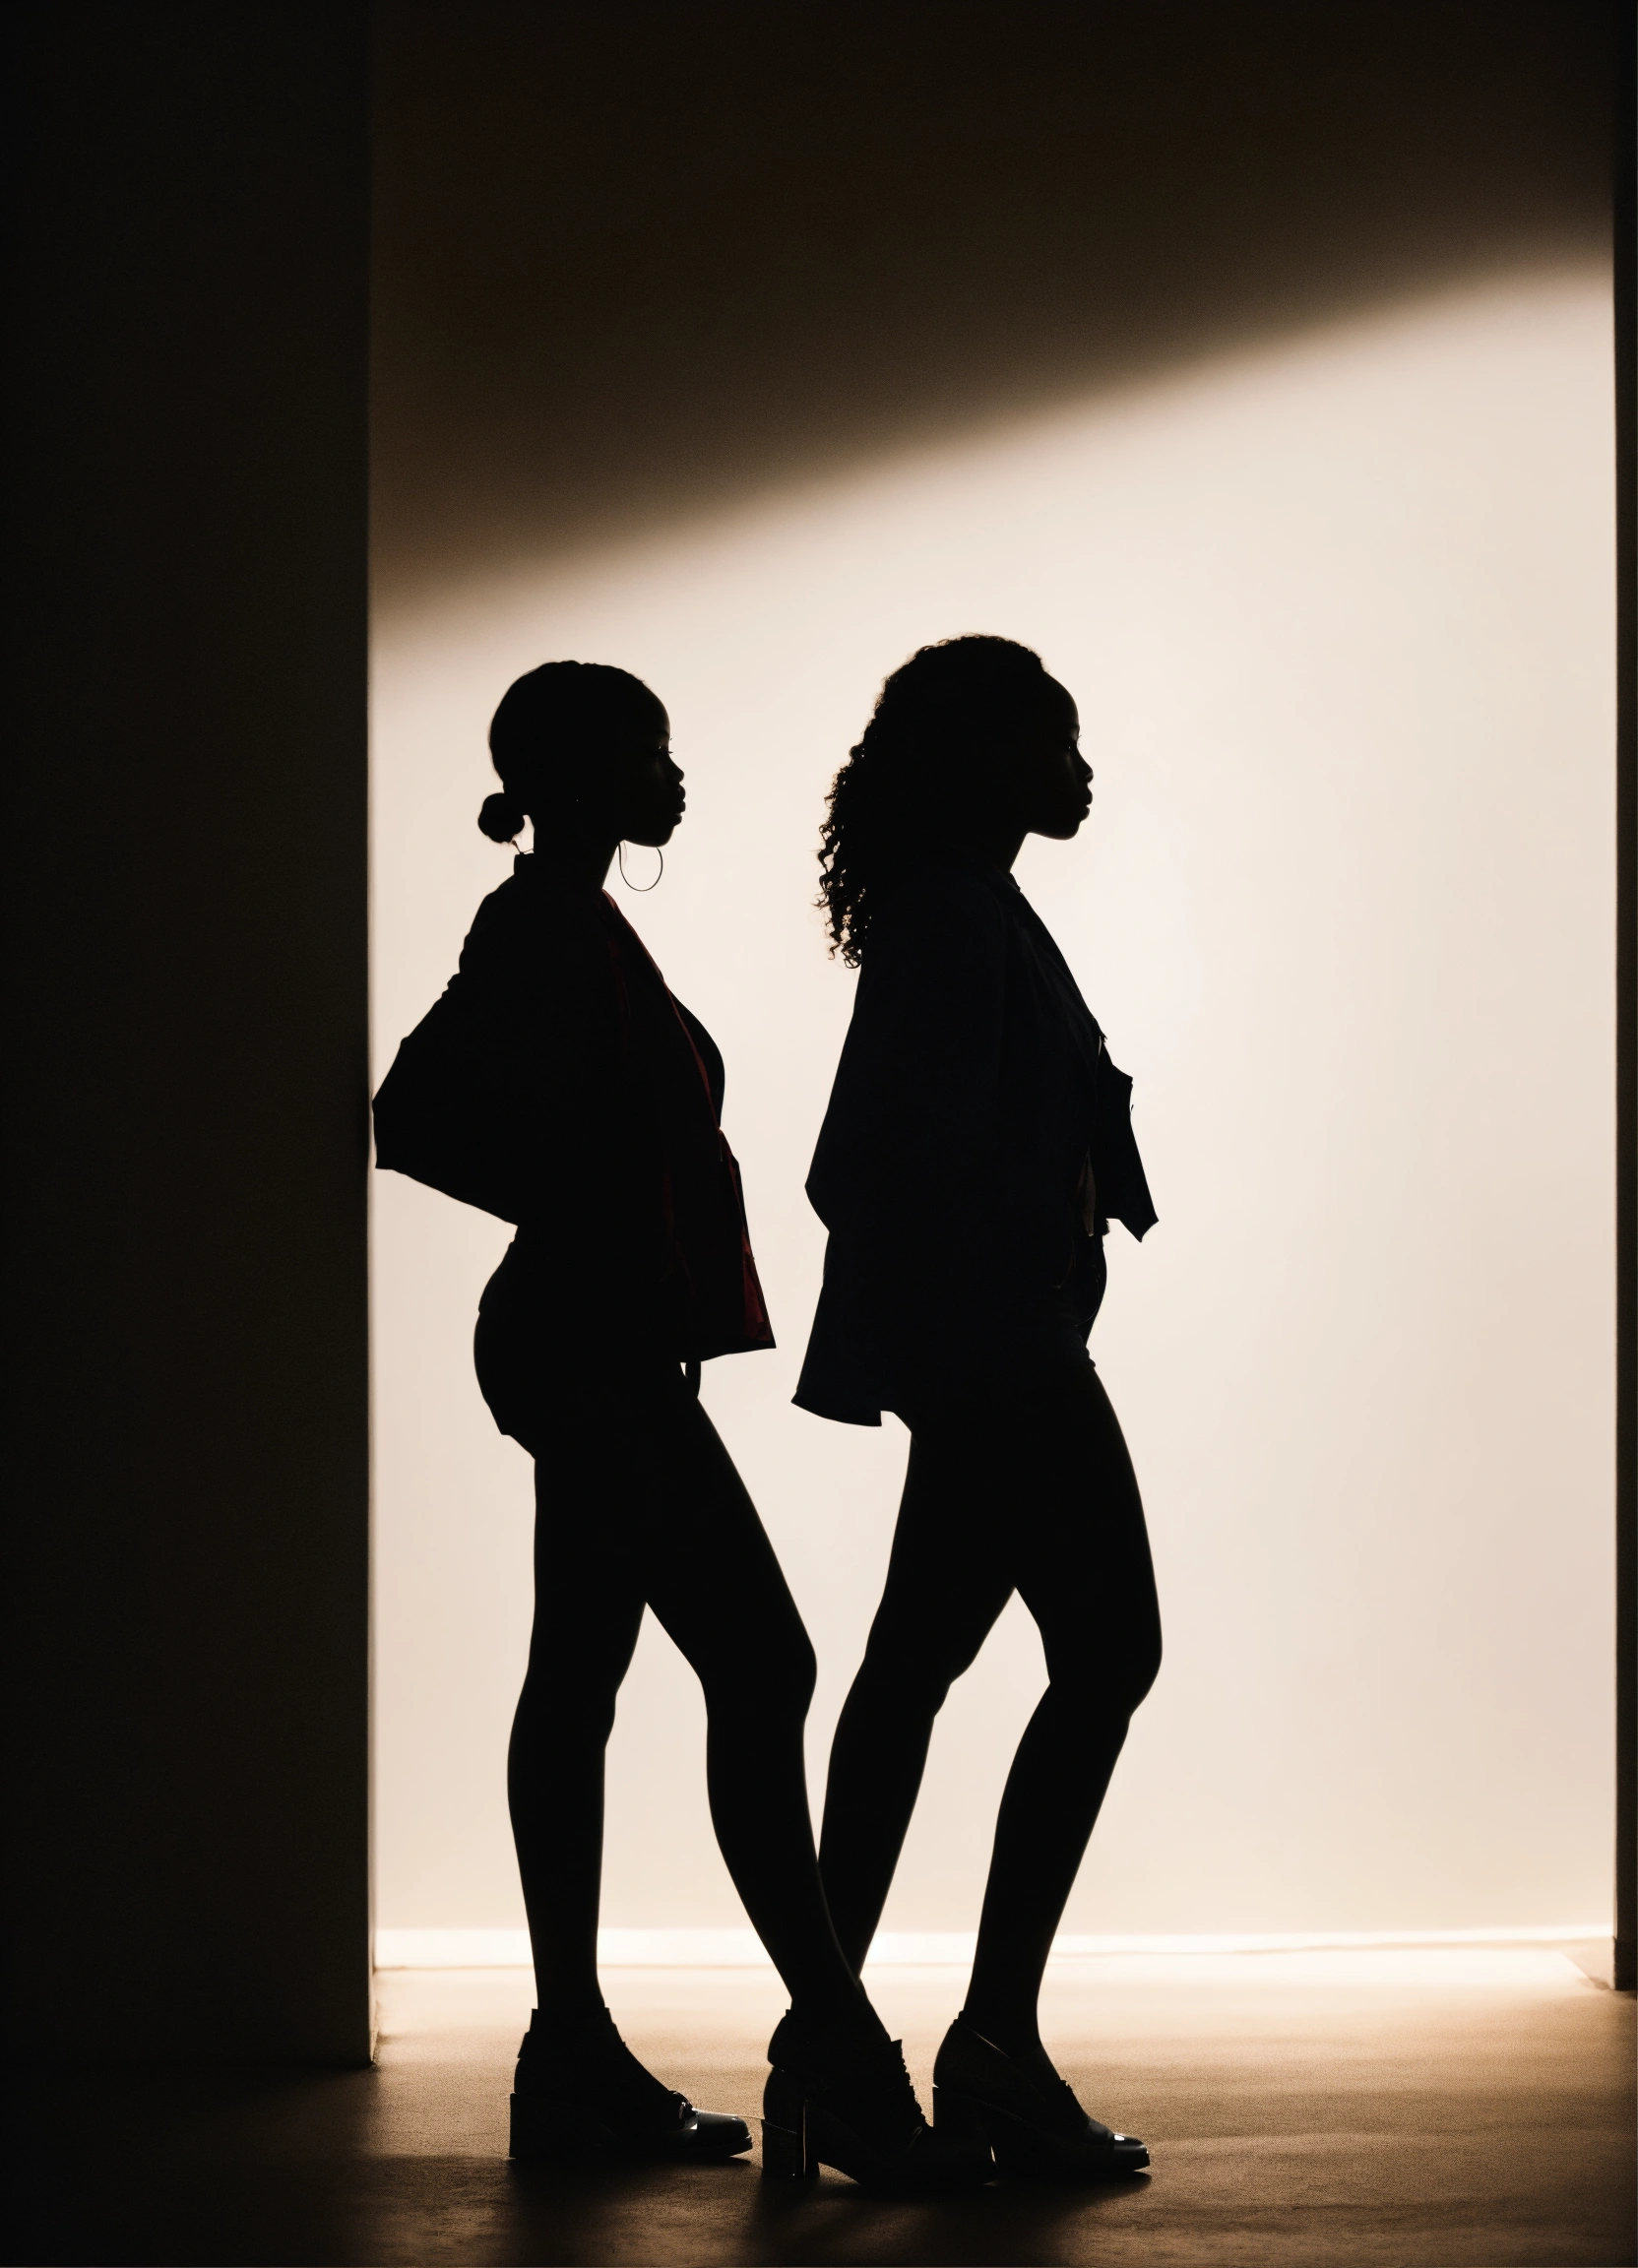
[863,864,1011,968]
[458,870,604,980]
[455,874,528,969]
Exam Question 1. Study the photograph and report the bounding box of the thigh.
[622,1384,815,1693]
[1006,1361,1161,1696]
[860,1424,1019,1682]
[525,1403,650,1697]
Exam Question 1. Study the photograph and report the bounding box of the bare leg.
[510,1355,876,2047]
[818,1357,1161,2049]
[818,1431,1014,1971]
[638,1387,877,2042]
[965,1366,1159,2049]
[508,1472,645,2023]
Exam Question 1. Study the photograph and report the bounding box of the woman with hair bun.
[373,662,983,2189]
[798,635,1160,2182]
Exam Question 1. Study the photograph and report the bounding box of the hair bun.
[477,790,526,844]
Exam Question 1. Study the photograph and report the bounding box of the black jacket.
[372,857,772,1370]
[793,859,1155,1424]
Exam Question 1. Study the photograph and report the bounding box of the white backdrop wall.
[372,268,1615,1938]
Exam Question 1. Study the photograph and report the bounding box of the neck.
[958,822,1027,874]
[530,827,619,891]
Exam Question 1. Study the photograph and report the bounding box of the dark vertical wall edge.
[2,5,371,2061]
[1613,0,1636,1996]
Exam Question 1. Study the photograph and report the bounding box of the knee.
[1051,1629,1161,1728]
[704,1624,816,1724]
[854,1631,974,1723]
[515,1665,621,1749]
[1122,1630,1162,1716]
[775,1627,819,1718]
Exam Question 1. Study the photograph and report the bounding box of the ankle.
[959,2005,1040,2058]
[527,1998,612,2044]
[787,1991,887,2059]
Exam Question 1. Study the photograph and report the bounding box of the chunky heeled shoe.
[509,2007,752,2163]
[761,2012,992,2191]
[931,2013,1149,2181]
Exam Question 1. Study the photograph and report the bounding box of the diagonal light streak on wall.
[371,268,1615,1940]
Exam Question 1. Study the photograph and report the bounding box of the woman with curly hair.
[796,634,1161,2182]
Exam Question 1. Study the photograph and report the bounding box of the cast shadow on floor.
[3,2065,1140,2268]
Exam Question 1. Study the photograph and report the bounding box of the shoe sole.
[934,2087,1150,2182]
[510,2095,752,2163]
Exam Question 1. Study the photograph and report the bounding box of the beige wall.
[372,268,1614,1937]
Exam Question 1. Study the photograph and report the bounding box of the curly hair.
[817,635,1062,964]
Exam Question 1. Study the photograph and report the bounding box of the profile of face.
[1013,680,1092,842]
[589,705,685,847]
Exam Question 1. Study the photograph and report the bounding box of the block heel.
[761,2016,991,2191]
[760,2068,817,2179]
[931,2016,1149,2184]
[930,2083,991,2157]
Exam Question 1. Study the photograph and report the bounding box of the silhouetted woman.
[796,636,1160,2181]
[373,662,982,2188]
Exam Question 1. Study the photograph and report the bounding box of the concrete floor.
[9,1952,1632,2266]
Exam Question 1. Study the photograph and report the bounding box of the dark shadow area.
[6,1970,1633,2267]
[3,2065,383,2268]
[374,0,1612,600]
[2,2120,1105,2268]
[3,2,370,2063]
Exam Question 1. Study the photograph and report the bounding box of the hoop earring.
[617,843,663,892]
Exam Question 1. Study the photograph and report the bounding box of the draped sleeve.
[807,869,1009,1271]
[795,870,1015,1421]
[371,876,629,1232]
